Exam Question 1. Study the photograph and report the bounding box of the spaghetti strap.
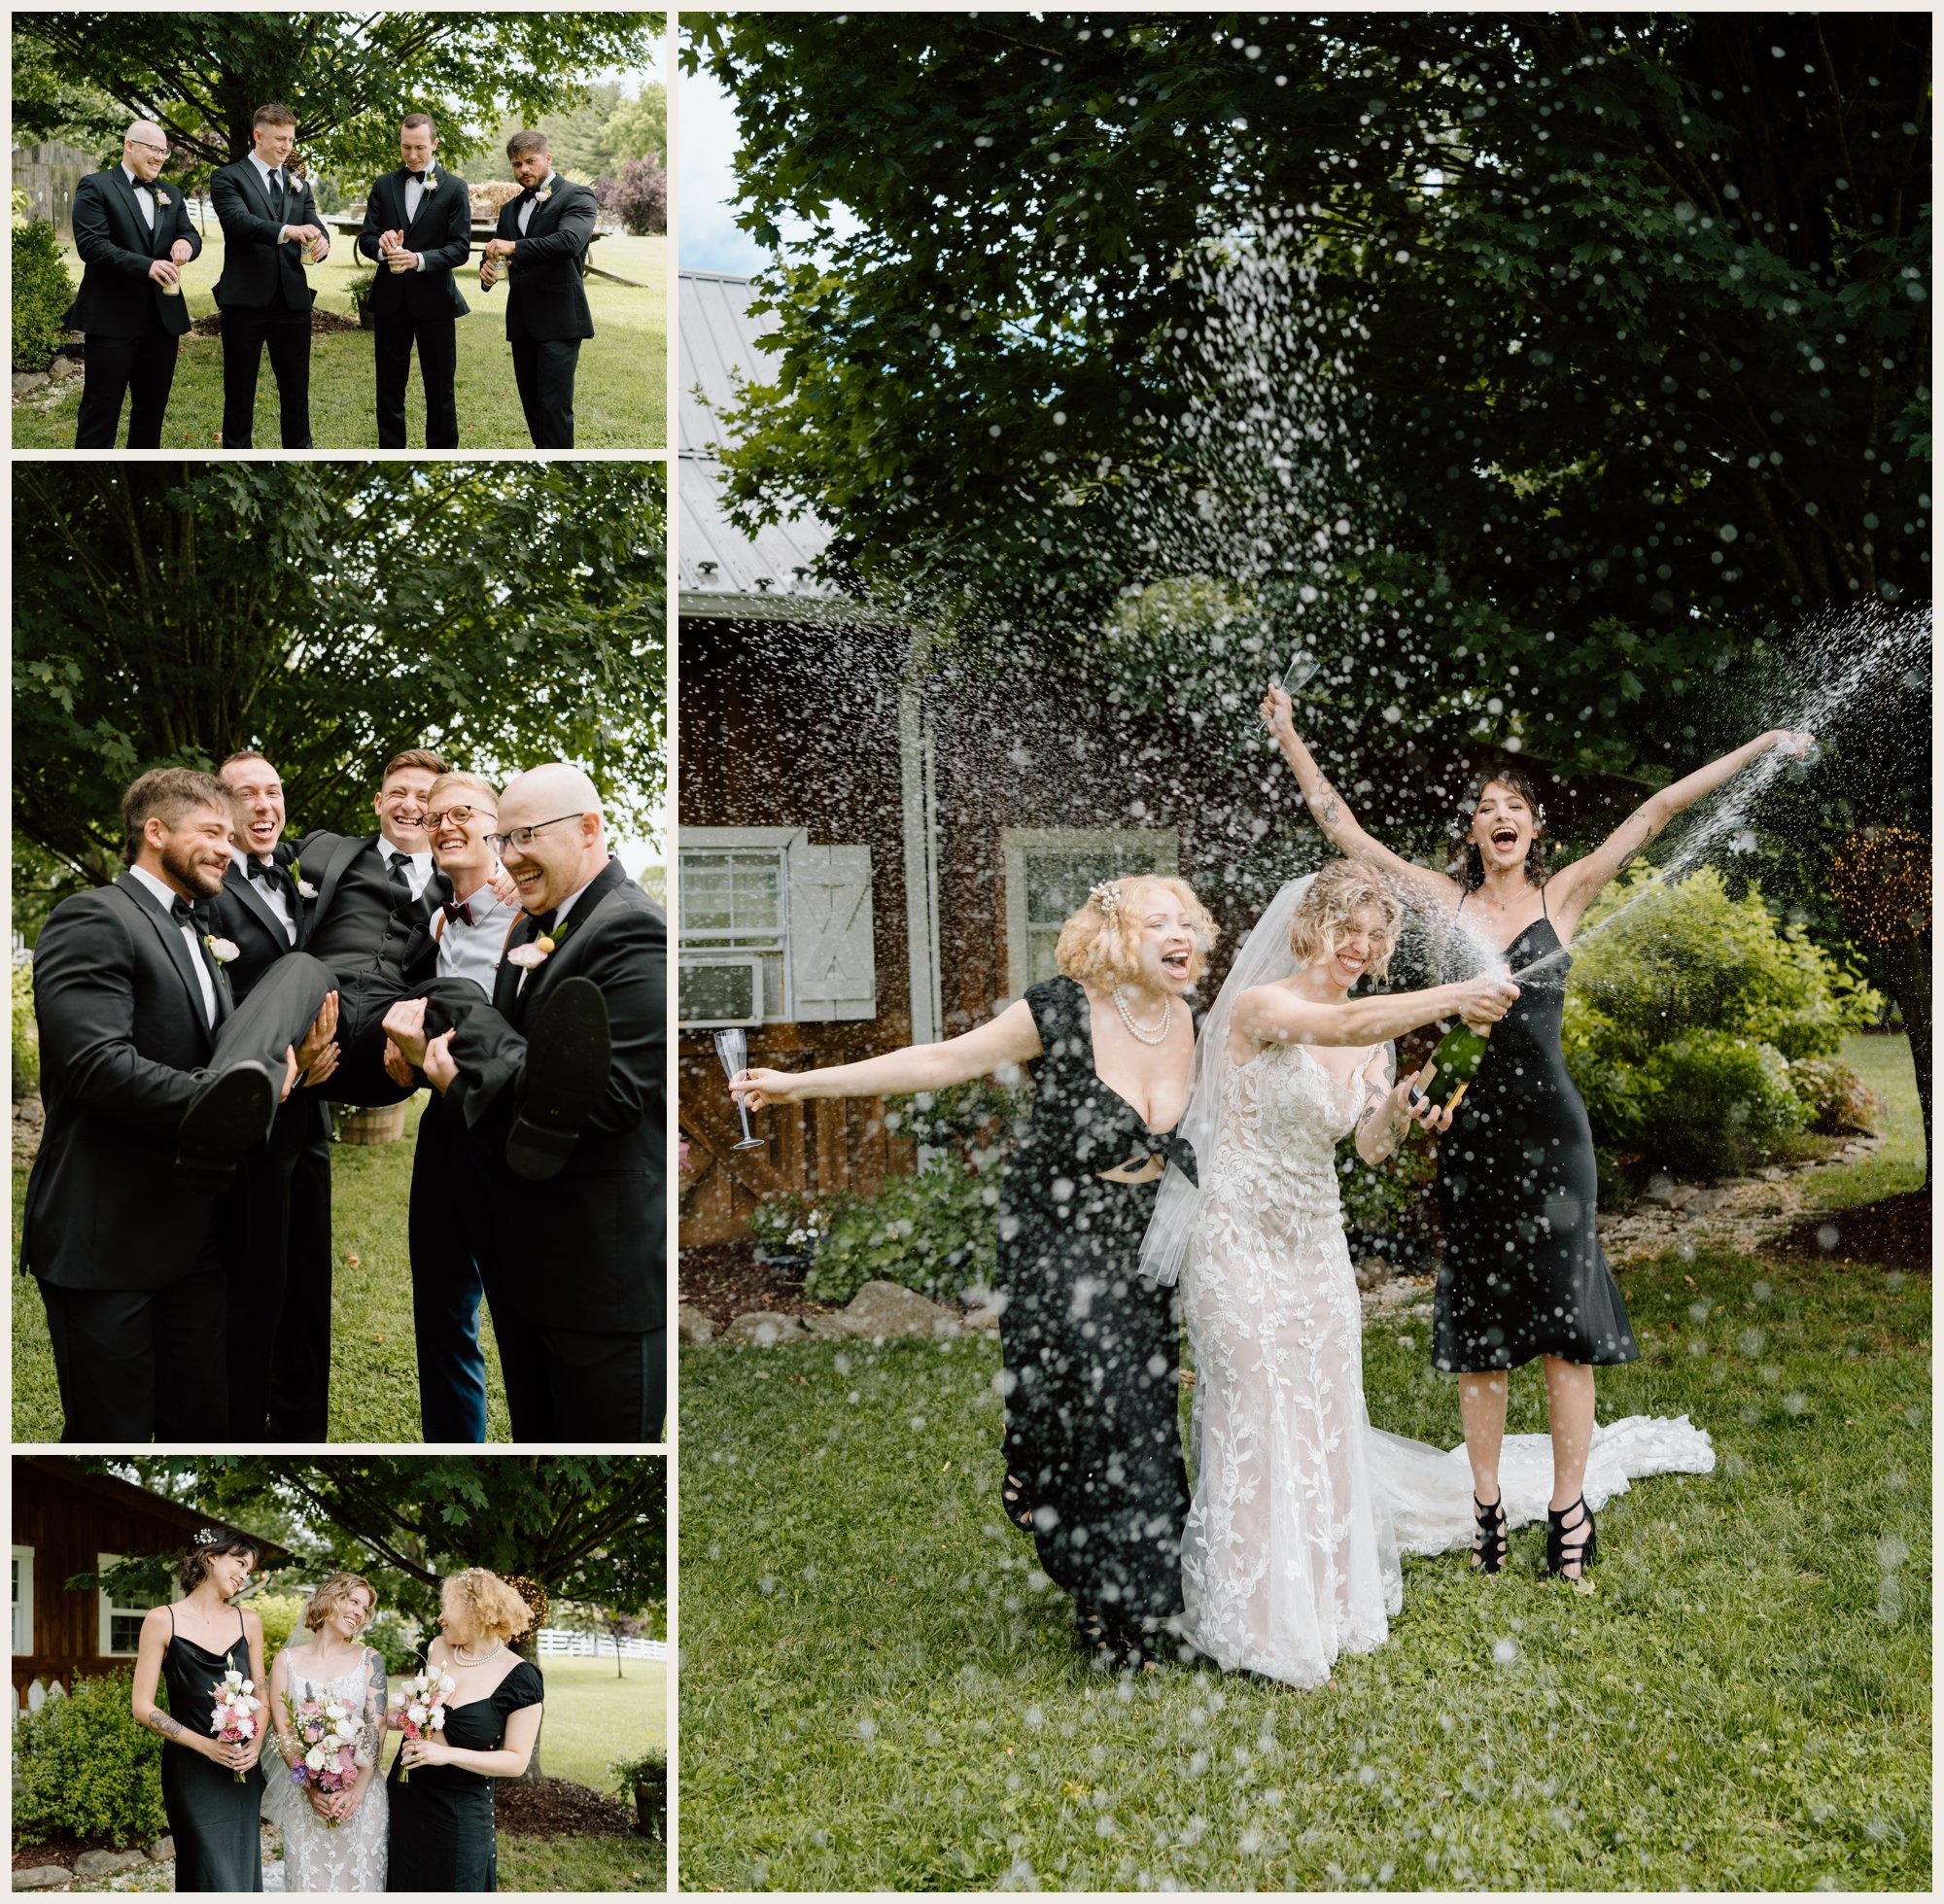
[237,1607,247,1645]
[167,1604,175,1637]
[1540,882,1550,920]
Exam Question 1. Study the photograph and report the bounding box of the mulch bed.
[680,1240,833,1332]
[14,1832,95,1872]
[189,309,363,336]
[496,1776,634,1840]
[1771,1190,1931,1272]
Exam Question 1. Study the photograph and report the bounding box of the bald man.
[66,121,202,447]
[384,764,666,1439]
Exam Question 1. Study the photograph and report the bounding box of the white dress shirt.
[230,846,295,944]
[516,173,556,236]
[128,865,217,1026]
[122,162,156,231]
[435,883,520,997]
[514,867,602,993]
[382,844,436,902]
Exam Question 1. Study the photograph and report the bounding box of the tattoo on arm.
[1313,779,1342,825]
[144,1710,191,1746]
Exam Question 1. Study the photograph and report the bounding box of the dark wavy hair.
[1450,767,1551,889]
[177,1529,258,1597]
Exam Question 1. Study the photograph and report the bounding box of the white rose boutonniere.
[297,879,318,899]
[156,191,172,206]
[423,171,438,192]
[205,935,240,966]
[537,185,553,204]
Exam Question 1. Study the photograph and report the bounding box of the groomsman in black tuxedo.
[357,113,472,449]
[480,131,596,449]
[385,764,667,1440]
[20,769,339,1442]
[66,121,201,448]
[211,102,327,448]
[204,751,336,1441]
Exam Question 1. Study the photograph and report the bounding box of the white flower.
[240,1679,255,1694]
[224,1670,243,1687]
[354,1748,372,1769]
[407,1703,428,1726]
[305,1745,327,1772]
[206,937,240,964]
[436,1674,456,1694]
[428,1708,446,1730]
[505,942,547,970]
[296,879,318,899]
[235,1714,256,1737]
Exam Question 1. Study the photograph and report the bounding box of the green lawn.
[527,1650,668,1790]
[677,1035,1929,1890]
[12,1093,514,1443]
[12,226,666,450]
[500,1831,666,1892]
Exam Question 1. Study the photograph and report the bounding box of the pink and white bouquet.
[284,1691,369,1825]
[209,1668,262,1783]
[387,1666,454,1782]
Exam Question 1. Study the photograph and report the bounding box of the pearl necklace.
[452,1639,504,1666]
[1111,983,1171,1046]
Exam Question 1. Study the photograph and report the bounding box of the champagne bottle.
[1417,1019,1491,1111]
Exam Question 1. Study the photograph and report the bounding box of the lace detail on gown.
[1181,1040,1715,1689]
[261,1647,389,1893]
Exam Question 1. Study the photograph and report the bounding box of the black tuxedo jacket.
[204,847,307,1002]
[496,181,596,342]
[295,830,448,983]
[21,876,240,1292]
[64,167,201,338]
[211,159,320,311]
[358,167,471,320]
[447,857,665,1333]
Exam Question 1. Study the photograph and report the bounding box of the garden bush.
[13,1669,168,1849]
[802,1157,999,1307]
[1787,1055,1885,1135]
[13,219,75,372]
[14,960,40,1099]
[1635,1032,1807,1177]
[1336,1130,1438,1265]
[746,1188,853,1264]
[592,156,667,234]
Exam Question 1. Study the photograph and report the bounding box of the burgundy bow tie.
[441,898,473,927]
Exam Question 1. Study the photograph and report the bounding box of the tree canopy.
[14,10,664,176]
[13,462,666,934]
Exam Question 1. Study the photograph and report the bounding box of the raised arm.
[1232,972,1516,1060]
[1547,727,1815,933]
[732,998,1043,1111]
[1261,684,1461,907]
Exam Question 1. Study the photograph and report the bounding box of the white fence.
[534,1626,666,1661]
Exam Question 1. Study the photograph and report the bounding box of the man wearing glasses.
[385,762,667,1441]
[66,121,202,448]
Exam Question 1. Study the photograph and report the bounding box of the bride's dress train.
[1178,1035,1713,1689]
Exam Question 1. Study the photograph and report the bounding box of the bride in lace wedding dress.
[1141,864,1716,1688]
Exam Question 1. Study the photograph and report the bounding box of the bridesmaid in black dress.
[386,1568,543,1892]
[130,1531,267,1891]
[1265,681,1813,1577]
[735,875,1216,1669]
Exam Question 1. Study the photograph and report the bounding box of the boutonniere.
[537,186,553,204]
[423,172,439,192]
[156,191,172,207]
[504,913,577,971]
[205,935,240,966]
[287,855,318,900]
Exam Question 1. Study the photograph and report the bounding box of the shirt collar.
[129,864,190,915]
[382,842,434,869]
[122,163,150,191]
[249,150,284,181]
[550,866,604,929]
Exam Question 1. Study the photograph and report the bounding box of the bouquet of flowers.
[284,1691,370,1826]
[387,1667,454,1783]
[209,1669,263,1783]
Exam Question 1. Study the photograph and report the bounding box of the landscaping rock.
[838,1280,960,1339]
[48,354,83,381]
[962,1302,1003,1333]
[1684,1185,1731,1215]
[677,1302,714,1346]
[1665,1183,1698,1210]
[721,1309,814,1347]
[147,1838,174,1863]
[799,1311,854,1341]
[1353,1256,1394,1292]
[13,370,52,395]
[13,1867,74,1891]
[72,1852,144,1880]
[1640,1174,1678,1208]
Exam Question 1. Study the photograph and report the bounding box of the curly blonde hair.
[440,1568,533,1645]
[1288,860,1403,982]
[303,1572,377,1632]
[1055,874,1218,989]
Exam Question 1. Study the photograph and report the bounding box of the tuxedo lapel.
[507,860,630,1027]
[225,858,289,948]
[112,876,218,1049]
[311,832,374,922]
[106,168,162,257]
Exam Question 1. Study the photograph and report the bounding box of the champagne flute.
[712,1027,766,1151]
[1281,647,1320,697]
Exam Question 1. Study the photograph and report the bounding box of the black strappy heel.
[1075,1605,1161,1673]
[1471,1493,1509,1574]
[1001,1471,1034,1532]
[1545,1496,1598,1579]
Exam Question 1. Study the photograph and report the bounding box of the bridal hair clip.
[1090,881,1122,915]
[192,1527,224,1549]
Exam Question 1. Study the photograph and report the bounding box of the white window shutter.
[787,844,875,1021]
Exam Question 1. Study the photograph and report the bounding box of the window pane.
[109,1611,145,1653]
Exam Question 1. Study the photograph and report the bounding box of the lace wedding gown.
[1180,1038,1714,1688]
[260,1646,389,1892]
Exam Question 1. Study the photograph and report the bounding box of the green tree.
[602,82,667,167]
[12,462,666,940]
[14,11,665,175]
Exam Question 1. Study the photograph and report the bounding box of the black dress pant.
[510,335,580,448]
[374,308,459,448]
[268,1109,334,1441]
[220,302,312,447]
[484,1279,663,1440]
[41,1259,229,1442]
[318,971,484,1108]
[75,328,179,448]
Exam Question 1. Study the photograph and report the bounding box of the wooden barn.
[677,271,1649,1248]
[12,1458,291,1703]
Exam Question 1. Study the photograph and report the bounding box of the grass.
[499,1832,666,1891]
[677,1033,1929,1890]
[11,1092,515,1443]
[1812,1032,1928,1210]
[12,226,666,450]
[528,1651,668,1790]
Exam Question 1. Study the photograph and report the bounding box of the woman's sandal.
[1471,1493,1509,1574]
[1545,1496,1598,1580]
[1001,1471,1035,1531]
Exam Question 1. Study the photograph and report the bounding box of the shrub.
[747,1188,853,1263]
[592,156,667,235]
[254,1590,306,1661]
[1635,1032,1806,1177]
[881,1077,1028,1157]
[13,219,75,372]
[13,1669,168,1849]
[803,1157,999,1307]
[14,959,40,1099]
[1788,1056,1885,1135]
[1336,1130,1438,1264]
[611,1747,667,1839]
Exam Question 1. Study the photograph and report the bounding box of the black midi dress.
[994,976,1193,1625]
[1433,891,1640,1373]
[158,1610,264,1892]
[385,1658,543,1892]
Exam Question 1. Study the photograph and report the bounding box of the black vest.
[306,845,433,978]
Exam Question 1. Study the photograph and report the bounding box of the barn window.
[10,1547,31,1657]
[1001,827,1182,994]
[96,1553,161,1658]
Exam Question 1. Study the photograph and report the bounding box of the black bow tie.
[442,897,473,927]
[169,895,199,926]
[245,856,287,890]
[517,184,541,202]
[406,170,426,183]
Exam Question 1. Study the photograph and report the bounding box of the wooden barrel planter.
[338,1102,408,1145]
